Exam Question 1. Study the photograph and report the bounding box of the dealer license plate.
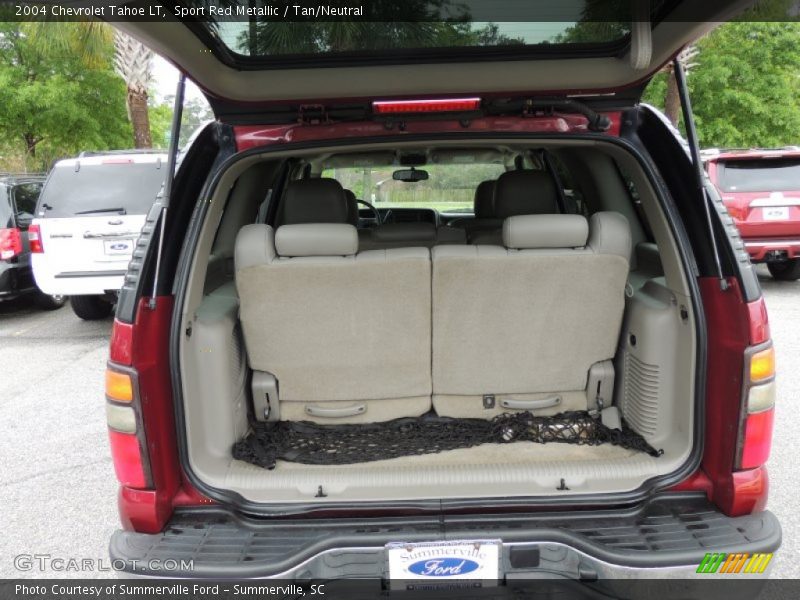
[387,539,501,583]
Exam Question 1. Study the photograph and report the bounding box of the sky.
[151,54,207,104]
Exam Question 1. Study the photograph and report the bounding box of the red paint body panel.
[747,298,771,346]
[109,320,134,366]
[727,467,770,515]
[111,298,211,533]
[117,487,172,534]
[234,113,622,152]
[677,277,772,516]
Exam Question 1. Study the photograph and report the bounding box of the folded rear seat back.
[431,211,632,418]
[235,223,432,423]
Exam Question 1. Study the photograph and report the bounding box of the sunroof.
[184,0,634,62]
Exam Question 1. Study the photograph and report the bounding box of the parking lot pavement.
[0,299,117,579]
[756,268,800,579]
[0,271,798,579]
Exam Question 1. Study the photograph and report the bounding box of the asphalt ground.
[0,266,797,579]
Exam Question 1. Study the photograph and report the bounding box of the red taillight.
[106,364,152,490]
[735,302,776,471]
[726,203,748,222]
[373,97,481,114]
[740,409,775,470]
[0,227,22,260]
[28,224,43,253]
[108,429,149,488]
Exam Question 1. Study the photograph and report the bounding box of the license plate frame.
[103,238,134,255]
[386,539,501,584]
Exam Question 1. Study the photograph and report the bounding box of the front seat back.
[469,170,560,244]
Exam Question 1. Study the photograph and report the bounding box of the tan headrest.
[275,223,358,257]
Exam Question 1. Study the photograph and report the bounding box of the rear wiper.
[74,207,127,215]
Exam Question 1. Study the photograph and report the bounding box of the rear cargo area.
[176,138,698,504]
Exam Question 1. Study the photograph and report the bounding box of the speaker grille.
[623,352,660,437]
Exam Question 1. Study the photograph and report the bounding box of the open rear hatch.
[116,0,753,119]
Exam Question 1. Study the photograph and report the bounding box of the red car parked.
[705,148,800,280]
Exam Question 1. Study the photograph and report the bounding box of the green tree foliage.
[241,20,521,55]
[149,96,214,150]
[644,21,800,148]
[0,22,131,171]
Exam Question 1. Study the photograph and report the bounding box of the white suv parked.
[31,150,167,319]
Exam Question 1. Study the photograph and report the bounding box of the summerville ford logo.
[387,540,500,580]
[408,558,480,577]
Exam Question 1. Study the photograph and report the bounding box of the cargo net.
[233,410,662,469]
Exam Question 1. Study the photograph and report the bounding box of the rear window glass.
[14,183,41,218]
[322,163,507,213]
[717,158,800,193]
[215,22,628,58]
[197,1,632,61]
[37,162,166,218]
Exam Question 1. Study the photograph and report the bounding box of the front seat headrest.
[343,189,359,226]
[281,178,349,225]
[493,170,560,219]
[474,180,496,219]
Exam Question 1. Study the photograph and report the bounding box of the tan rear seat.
[235,179,431,423]
[431,212,631,418]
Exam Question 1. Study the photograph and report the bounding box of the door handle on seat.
[500,396,561,411]
[305,403,367,418]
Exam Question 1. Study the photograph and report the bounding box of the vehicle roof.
[0,173,46,185]
[703,148,800,162]
[52,153,168,168]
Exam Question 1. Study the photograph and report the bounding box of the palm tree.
[113,31,154,148]
[30,23,155,148]
[662,46,700,126]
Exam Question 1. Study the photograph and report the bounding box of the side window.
[13,183,41,230]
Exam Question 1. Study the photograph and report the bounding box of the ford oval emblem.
[408,558,479,577]
[109,243,129,251]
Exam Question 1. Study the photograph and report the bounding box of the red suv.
[705,148,800,280]
[104,4,779,595]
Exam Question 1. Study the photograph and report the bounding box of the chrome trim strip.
[749,197,800,207]
[744,240,800,248]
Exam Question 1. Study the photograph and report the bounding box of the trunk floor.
[218,442,669,501]
[212,442,674,503]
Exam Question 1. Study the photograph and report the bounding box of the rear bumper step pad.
[109,493,780,578]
